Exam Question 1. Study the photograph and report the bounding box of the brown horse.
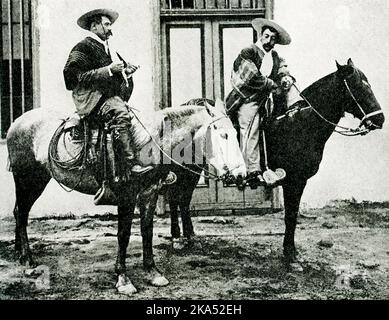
[165,59,385,270]
[6,101,246,295]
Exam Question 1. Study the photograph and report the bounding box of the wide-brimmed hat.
[77,8,119,30]
[252,18,291,45]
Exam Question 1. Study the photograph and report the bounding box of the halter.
[292,79,383,137]
[129,107,231,181]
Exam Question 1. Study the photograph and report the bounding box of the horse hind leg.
[180,202,195,239]
[282,180,307,271]
[13,168,50,266]
[170,198,188,251]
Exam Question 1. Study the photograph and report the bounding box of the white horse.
[6,99,246,295]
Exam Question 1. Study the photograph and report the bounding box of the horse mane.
[301,71,337,99]
[161,106,201,127]
[130,105,205,149]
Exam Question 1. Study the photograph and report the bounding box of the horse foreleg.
[169,198,181,239]
[170,198,185,250]
[13,170,50,266]
[139,191,169,287]
[282,180,307,268]
[115,202,137,295]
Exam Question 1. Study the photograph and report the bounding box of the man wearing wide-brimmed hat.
[63,8,153,179]
[225,18,292,188]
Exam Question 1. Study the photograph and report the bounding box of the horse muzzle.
[220,165,247,185]
[360,110,385,131]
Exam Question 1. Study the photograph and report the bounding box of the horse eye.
[213,125,217,130]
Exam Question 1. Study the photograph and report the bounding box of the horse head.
[336,58,385,131]
[197,99,246,180]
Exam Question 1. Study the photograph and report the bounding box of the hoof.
[116,275,138,296]
[146,269,169,287]
[289,262,304,272]
[172,238,185,251]
[19,254,35,268]
[25,265,51,290]
[150,275,169,287]
[283,251,304,272]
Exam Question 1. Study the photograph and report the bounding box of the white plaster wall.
[38,0,155,113]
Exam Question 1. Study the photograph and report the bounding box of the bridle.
[292,78,383,137]
[343,80,383,130]
[129,107,233,181]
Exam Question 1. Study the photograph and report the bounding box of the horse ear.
[347,58,354,67]
[336,60,342,70]
[204,102,215,117]
[215,98,226,113]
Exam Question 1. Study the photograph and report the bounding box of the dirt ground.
[0,200,388,300]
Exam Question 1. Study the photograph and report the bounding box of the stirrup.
[262,168,286,188]
[162,171,177,186]
[130,164,154,175]
[94,181,117,206]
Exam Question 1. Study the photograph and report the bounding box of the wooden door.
[161,18,273,212]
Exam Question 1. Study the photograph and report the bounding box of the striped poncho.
[226,44,286,116]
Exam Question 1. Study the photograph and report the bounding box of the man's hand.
[109,61,125,74]
[125,64,140,77]
[280,75,294,91]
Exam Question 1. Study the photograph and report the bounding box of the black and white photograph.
[0,0,388,303]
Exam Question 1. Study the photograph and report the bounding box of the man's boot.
[115,130,153,178]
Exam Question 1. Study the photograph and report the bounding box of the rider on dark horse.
[63,8,154,182]
[225,18,296,188]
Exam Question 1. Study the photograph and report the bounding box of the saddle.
[49,114,118,205]
[49,114,178,205]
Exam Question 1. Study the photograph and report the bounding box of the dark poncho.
[63,37,133,102]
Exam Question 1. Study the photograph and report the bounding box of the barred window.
[161,0,266,12]
[0,0,33,138]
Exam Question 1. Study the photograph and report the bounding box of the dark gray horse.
[166,59,385,270]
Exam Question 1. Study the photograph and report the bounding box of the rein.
[128,107,227,181]
[291,80,383,137]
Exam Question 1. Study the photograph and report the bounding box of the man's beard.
[263,44,273,52]
[104,31,113,39]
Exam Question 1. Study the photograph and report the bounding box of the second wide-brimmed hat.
[252,18,291,45]
[77,8,119,30]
